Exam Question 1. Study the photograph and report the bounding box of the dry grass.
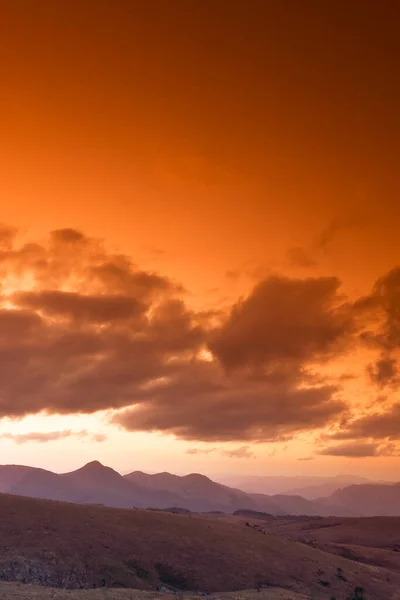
[1,494,400,599]
[0,582,307,600]
[256,515,400,574]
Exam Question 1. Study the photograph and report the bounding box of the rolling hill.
[125,470,275,513]
[0,581,309,600]
[257,514,400,576]
[325,482,400,516]
[218,475,371,497]
[0,493,398,598]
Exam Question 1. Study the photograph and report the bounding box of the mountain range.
[217,474,378,498]
[1,461,400,516]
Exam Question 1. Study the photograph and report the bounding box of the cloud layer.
[0,225,399,449]
[186,445,255,459]
[0,430,106,444]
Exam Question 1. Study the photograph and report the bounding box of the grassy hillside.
[260,515,400,574]
[0,582,307,600]
[0,494,399,598]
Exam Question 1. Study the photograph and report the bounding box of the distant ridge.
[0,462,398,516]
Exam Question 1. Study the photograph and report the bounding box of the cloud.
[112,362,344,442]
[0,227,176,299]
[286,247,317,268]
[186,447,217,455]
[367,354,399,388]
[4,224,400,447]
[225,270,241,281]
[0,228,203,419]
[329,403,400,442]
[316,216,364,253]
[319,440,400,458]
[209,274,352,373]
[92,433,108,442]
[318,441,380,457]
[14,290,144,324]
[0,224,18,250]
[186,445,255,459]
[222,445,255,459]
[0,430,106,444]
[354,267,400,388]
[286,216,365,271]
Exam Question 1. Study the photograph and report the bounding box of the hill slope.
[326,482,400,516]
[248,514,400,576]
[0,581,308,600]
[219,475,371,496]
[125,471,273,513]
[0,493,399,599]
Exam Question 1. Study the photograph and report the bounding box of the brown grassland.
[1,494,400,599]
[0,581,306,599]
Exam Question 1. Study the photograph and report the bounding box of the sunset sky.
[0,0,400,479]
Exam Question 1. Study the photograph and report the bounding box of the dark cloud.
[371,267,400,350]
[329,403,400,442]
[355,268,400,389]
[367,354,399,388]
[0,228,202,418]
[318,441,379,457]
[209,274,352,373]
[4,224,400,446]
[0,300,202,417]
[51,228,88,245]
[106,272,356,442]
[286,247,317,269]
[318,266,400,399]
[91,260,176,298]
[319,440,400,458]
[112,361,344,442]
[14,290,144,324]
[0,430,105,444]
[0,224,18,251]
[0,227,175,299]
[225,269,241,281]
[315,216,364,253]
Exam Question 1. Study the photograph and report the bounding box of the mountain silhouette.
[0,461,398,517]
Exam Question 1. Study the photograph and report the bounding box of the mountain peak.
[79,460,119,474]
[83,460,106,469]
[62,460,122,481]
[184,473,213,483]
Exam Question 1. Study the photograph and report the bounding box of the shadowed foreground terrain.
[0,582,306,600]
[0,494,400,599]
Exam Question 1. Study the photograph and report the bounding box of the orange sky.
[0,0,399,478]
